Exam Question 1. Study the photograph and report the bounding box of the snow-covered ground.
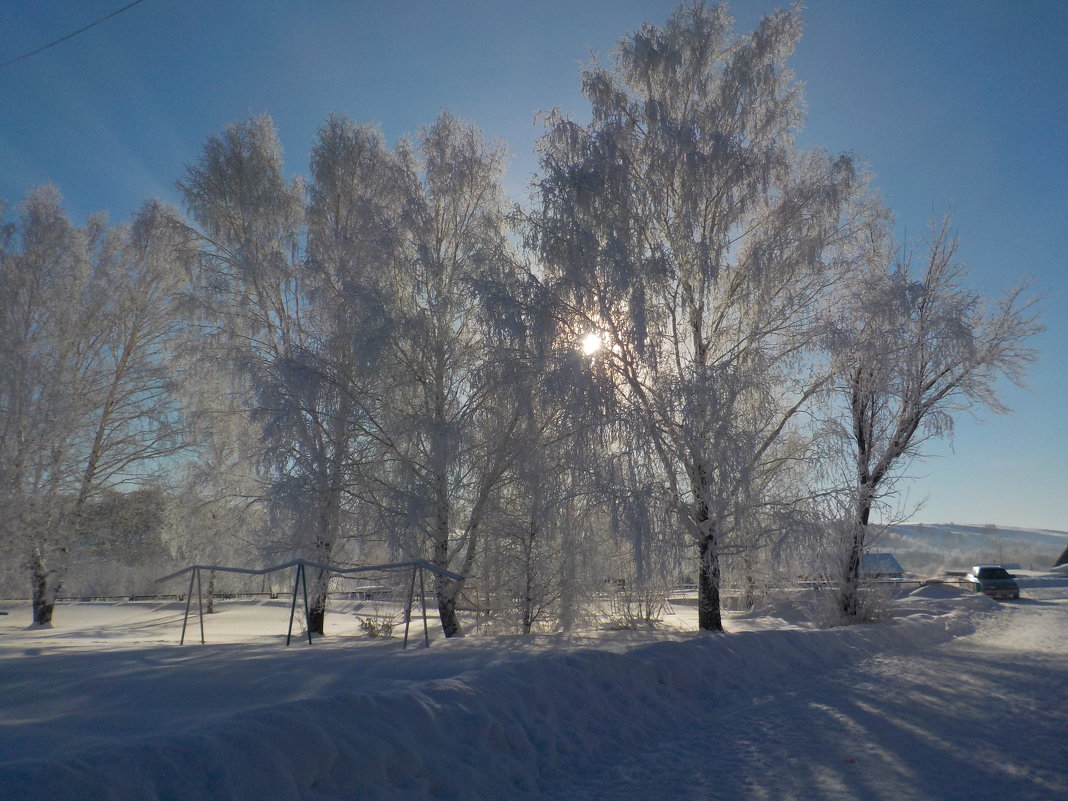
[1,578,1066,800]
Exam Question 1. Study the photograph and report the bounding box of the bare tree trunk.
[692,464,725,632]
[306,487,341,635]
[431,419,514,639]
[522,535,535,635]
[697,527,723,632]
[30,545,61,626]
[307,552,331,635]
[205,570,216,615]
[558,511,578,633]
[435,588,465,638]
[435,583,465,639]
[839,495,871,618]
[520,506,540,634]
[743,547,756,610]
[840,534,863,617]
[434,527,464,638]
[841,371,876,619]
[307,583,327,635]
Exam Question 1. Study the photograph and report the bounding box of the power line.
[1,0,149,70]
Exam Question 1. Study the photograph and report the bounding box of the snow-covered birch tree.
[313,112,524,638]
[527,2,867,631]
[180,112,527,638]
[831,217,1041,617]
[382,113,526,638]
[0,187,96,623]
[179,115,362,634]
[0,188,187,624]
[303,113,407,523]
[477,365,603,634]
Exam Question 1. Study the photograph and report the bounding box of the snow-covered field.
[1,577,1066,800]
[882,523,1068,576]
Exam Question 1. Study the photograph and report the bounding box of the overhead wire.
[1,0,149,69]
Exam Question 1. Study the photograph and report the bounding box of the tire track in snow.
[527,597,1068,801]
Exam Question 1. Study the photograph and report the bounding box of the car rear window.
[978,568,1010,579]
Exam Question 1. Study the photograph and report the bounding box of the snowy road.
[530,591,1068,801]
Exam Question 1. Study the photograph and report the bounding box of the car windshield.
[978,568,1011,579]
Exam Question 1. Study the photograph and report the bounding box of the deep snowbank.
[0,592,994,801]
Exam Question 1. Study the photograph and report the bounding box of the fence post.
[286,563,302,646]
[301,562,312,645]
[419,565,430,648]
[195,567,206,644]
[402,565,417,650]
[180,569,196,645]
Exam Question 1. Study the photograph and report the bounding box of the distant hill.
[874,523,1068,576]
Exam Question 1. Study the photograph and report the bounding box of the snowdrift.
[0,594,994,801]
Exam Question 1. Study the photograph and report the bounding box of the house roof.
[860,552,904,575]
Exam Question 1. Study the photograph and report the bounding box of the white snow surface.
[1,581,1066,800]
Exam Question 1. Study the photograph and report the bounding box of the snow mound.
[0,604,986,801]
[908,582,973,599]
[735,593,815,625]
[1017,569,1068,587]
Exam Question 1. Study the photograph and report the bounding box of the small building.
[860,552,905,579]
[1054,543,1068,568]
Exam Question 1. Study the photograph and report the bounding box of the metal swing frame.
[157,559,461,648]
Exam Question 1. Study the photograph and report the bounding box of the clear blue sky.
[2,0,1065,531]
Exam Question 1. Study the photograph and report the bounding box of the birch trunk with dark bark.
[840,485,873,618]
[697,530,723,632]
[307,531,336,636]
[689,457,725,632]
[30,545,62,626]
[840,367,876,618]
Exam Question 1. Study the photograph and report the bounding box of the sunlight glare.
[580,332,602,356]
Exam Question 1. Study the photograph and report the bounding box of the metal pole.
[301,562,312,645]
[402,566,416,650]
[419,565,430,648]
[286,563,301,646]
[180,569,195,645]
[195,567,205,644]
